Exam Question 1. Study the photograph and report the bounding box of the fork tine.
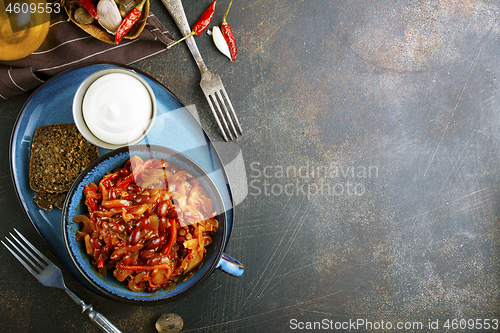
[219,86,243,135]
[211,94,234,141]
[12,229,49,268]
[215,90,238,139]
[3,230,123,332]
[2,238,42,277]
[13,229,49,264]
[206,95,230,141]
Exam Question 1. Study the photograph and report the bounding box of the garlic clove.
[211,26,232,60]
[97,0,122,34]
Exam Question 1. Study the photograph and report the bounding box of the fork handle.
[86,306,122,333]
[160,0,208,73]
[65,289,122,333]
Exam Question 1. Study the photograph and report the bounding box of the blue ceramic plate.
[10,63,234,297]
[62,145,227,303]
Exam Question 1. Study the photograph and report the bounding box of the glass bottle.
[0,0,50,61]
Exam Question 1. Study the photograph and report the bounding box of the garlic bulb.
[118,0,136,18]
[210,26,231,60]
[97,0,122,34]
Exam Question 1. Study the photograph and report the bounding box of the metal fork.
[160,0,243,141]
[2,229,122,333]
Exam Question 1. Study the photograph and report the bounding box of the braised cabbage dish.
[74,156,218,292]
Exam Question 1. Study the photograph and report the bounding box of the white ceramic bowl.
[73,68,157,149]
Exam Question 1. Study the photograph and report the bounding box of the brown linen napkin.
[0,13,174,100]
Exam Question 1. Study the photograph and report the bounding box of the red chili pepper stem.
[167,0,216,49]
[166,31,196,49]
[220,0,237,61]
[136,0,146,11]
[114,0,147,44]
[222,0,232,23]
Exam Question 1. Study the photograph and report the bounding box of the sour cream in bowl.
[73,67,157,149]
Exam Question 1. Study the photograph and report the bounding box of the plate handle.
[217,253,244,277]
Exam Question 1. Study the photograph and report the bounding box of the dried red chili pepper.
[167,0,217,49]
[72,0,99,20]
[114,0,147,44]
[192,0,216,35]
[220,0,237,61]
